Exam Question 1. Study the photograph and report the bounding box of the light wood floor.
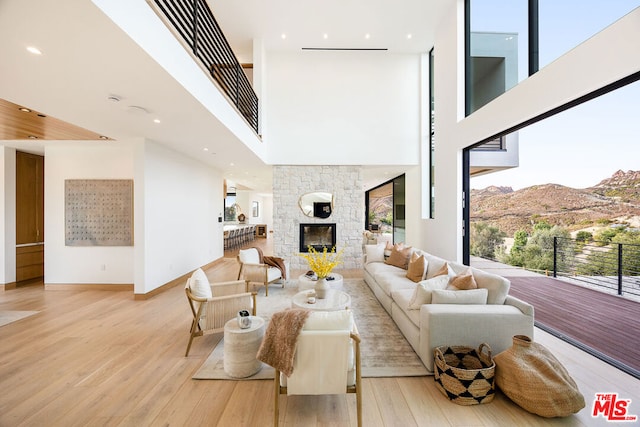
[1,236,638,426]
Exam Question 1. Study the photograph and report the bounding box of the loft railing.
[553,236,640,297]
[151,0,259,133]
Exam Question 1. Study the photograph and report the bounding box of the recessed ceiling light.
[203,147,209,152]
[281,33,287,39]
[37,113,46,118]
[18,107,31,113]
[230,163,235,167]
[153,118,161,124]
[365,33,371,39]
[407,34,413,39]
[28,135,38,139]
[99,135,109,140]
[26,46,42,55]
[323,33,328,39]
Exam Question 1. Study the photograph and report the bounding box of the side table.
[223,316,265,378]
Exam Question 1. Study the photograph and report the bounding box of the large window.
[466,0,640,115]
[366,175,406,244]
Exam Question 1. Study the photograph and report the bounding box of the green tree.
[575,231,592,243]
[506,230,528,267]
[470,222,506,259]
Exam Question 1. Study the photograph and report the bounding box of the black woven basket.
[434,343,495,405]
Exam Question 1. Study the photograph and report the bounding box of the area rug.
[193,279,429,380]
[0,311,38,328]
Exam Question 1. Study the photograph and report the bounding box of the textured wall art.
[65,179,133,246]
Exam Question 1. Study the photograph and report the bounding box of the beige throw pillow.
[408,275,450,309]
[385,244,412,269]
[448,267,478,290]
[406,253,427,282]
[432,262,450,277]
[431,288,488,304]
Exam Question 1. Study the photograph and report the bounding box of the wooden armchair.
[273,310,362,426]
[237,248,287,296]
[185,268,257,356]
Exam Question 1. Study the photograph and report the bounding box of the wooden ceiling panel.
[0,98,108,141]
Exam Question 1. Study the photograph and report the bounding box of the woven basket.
[434,343,495,405]
[494,335,585,417]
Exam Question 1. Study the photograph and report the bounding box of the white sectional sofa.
[363,244,534,374]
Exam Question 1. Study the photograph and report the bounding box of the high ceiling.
[0,0,452,192]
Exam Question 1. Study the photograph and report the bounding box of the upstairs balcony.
[151,0,259,134]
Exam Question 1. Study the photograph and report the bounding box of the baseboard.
[1,282,17,291]
[44,283,134,291]
[134,257,225,300]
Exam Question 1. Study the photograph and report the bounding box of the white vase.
[315,278,329,299]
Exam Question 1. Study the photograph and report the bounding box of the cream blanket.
[257,309,311,376]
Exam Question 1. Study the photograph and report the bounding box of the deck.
[505,275,640,378]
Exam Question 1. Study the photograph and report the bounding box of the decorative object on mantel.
[434,343,496,406]
[298,246,344,298]
[493,335,585,418]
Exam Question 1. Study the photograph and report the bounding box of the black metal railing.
[553,236,640,297]
[152,0,259,133]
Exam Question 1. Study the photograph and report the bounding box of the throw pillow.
[432,262,450,277]
[385,244,412,269]
[364,243,385,264]
[190,268,212,299]
[384,241,399,258]
[431,288,488,304]
[406,253,427,282]
[408,275,450,309]
[448,268,478,290]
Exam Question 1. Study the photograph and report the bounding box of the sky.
[470,1,640,191]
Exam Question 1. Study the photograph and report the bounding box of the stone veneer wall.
[273,165,364,271]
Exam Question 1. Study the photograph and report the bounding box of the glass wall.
[466,1,640,115]
[538,1,640,69]
[365,174,406,244]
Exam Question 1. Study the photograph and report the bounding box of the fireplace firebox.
[299,223,337,252]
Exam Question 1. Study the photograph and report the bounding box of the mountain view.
[471,170,640,236]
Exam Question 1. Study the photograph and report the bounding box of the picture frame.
[252,201,259,217]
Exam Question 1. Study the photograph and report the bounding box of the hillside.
[471,170,640,236]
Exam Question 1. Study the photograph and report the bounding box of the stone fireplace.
[272,165,364,271]
[299,223,337,252]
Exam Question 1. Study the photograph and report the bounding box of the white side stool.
[223,316,265,378]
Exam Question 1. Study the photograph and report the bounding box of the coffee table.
[298,272,344,290]
[291,289,351,311]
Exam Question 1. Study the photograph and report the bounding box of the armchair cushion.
[190,268,212,299]
[303,309,353,331]
[238,248,260,264]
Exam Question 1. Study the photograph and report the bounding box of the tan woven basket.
[434,343,495,405]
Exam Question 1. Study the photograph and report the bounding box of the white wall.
[45,143,136,285]
[0,147,16,284]
[44,140,225,294]
[139,140,224,294]
[417,2,640,261]
[265,50,421,166]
